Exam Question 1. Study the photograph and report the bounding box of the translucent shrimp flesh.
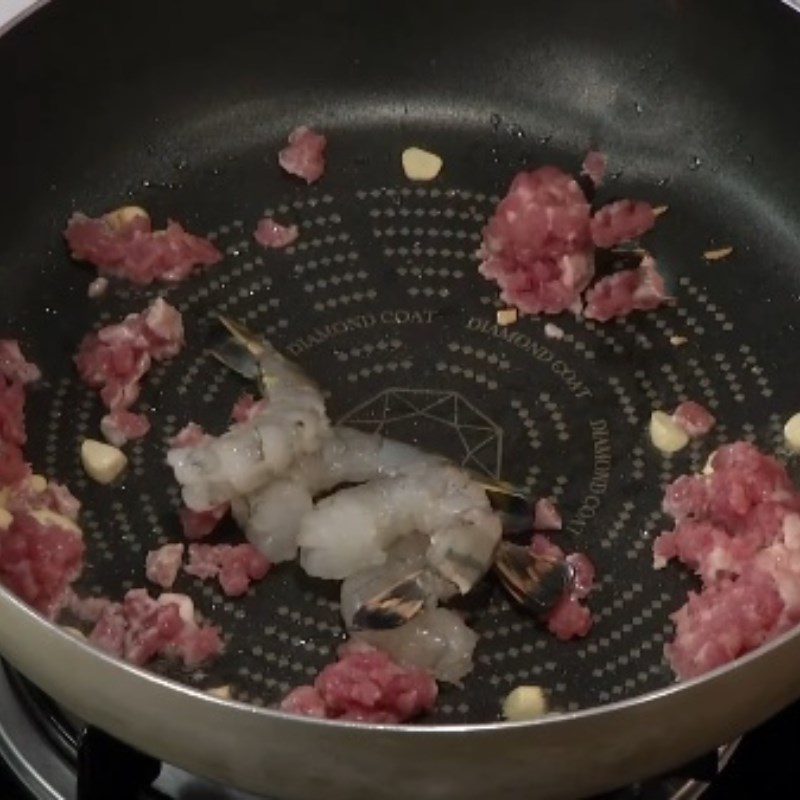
[166,339,329,511]
[231,427,444,563]
[297,463,502,588]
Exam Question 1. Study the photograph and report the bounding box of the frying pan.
[2,0,800,797]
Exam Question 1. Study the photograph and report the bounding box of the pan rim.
[2,0,799,746]
[2,579,798,735]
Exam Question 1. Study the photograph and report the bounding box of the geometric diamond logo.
[337,388,503,478]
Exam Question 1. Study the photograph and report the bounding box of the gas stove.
[1,661,798,800]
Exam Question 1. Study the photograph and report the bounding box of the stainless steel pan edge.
[2,582,800,800]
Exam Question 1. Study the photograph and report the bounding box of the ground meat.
[656,441,800,678]
[0,390,28,483]
[75,298,184,439]
[546,596,593,641]
[100,410,151,448]
[64,208,222,285]
[533,498,562,531]
[480,160,662,319]
[478,166,593,315]
[666,571,784,679]
[672,401,716,438]
[583,255,669,322]
[184,543,271,597]
[253,218,299,249]
[0,341,41,384]
[179,504,229,541]
[589,200,656,249]
[529,534,595,640]
[0,512,85,619]
[278,126,327,184]
[581,150,607,187]
[280,642,437,723]
[88,588,222,667]
[231,393,268,424]
[145,543,185,589]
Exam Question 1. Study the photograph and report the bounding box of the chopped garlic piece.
[544,322,565,340]
[784,413,800,453]
[30,509,82,535]
[207,685,232,700]
[105,205,149,231]
[0,508,12,531]
[702,453,715,476]
[81,439,128,484]
[649,410,689,454]
[503,685,548,721]
[653,205,669,217]
[703,246,733,262]
[496,308,518,326]
[669,335,688,346]
[28,474,48,493]
[401,147,443,181]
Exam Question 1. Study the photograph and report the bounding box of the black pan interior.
[2,0,800,724]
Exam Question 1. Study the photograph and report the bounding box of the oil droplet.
[689,156,702,171]
[634,102,643,114]
[656,177,671,187]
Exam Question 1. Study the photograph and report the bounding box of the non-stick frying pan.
[2,0,800,797]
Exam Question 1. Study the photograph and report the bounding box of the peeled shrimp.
[167,340,329,511]
[297,463,502,588]
[232,427,443,563]
[354,608,479,684]
[339,533,458,629]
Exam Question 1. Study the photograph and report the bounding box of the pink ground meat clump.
[0,340,41,385]
[655,441,800,678]
[75,298,184,446]
[0,340,40,485]
[479,154,664,319]
[672,401,716,438]
[0,344,86,618]
[0,511,85,619]
[253,218,299,249]
[184,543,271,597]
[0,375,29,485]
[588,200,656,249]
[88,588,222,667]
[529,534,595,640]
[581,150,608,187]
[278,126,327,184]
[583,255,669,322]
[64,207,222,285]
[281,641,438,723]
[145,543,185,589]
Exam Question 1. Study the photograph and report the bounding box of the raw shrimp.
[297,463,502,590]
[232,427,444,563]
[339,533,458,629]
[167,339,329,511]
[353,608,479,685]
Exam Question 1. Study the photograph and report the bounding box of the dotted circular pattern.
[36,183,787,724]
